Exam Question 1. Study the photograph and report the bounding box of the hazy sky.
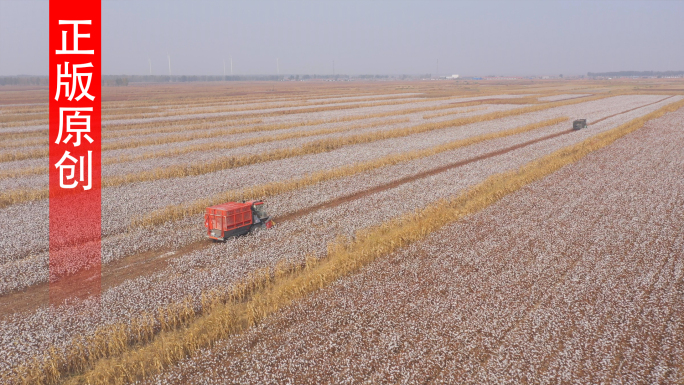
[1,0,683,76]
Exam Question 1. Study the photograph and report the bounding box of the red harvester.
[204,200,273,241]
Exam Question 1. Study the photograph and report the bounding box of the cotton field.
[0,80,683,384]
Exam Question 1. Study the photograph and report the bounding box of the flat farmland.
[0,80,683,384]
[143,106,684,385]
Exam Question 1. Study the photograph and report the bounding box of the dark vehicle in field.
[573,119,588,130]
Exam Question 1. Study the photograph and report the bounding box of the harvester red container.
[204,200,273,241]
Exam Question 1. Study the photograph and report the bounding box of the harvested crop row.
[0,94,427,131]
[100,93,667,182]
[0,93,495,152]
[0,89,415,132]
[0,116,414,182]
[96,93,524,131]
[0,89,422,129]
[97,104,521,178]
[0,98,520,186]
[0,117,265,151]
[0,113,563,277]
[0,112,606,295]
[0,115,569,296]
[0,99,545,202]
[97,87,421,110]
[99,93,420,121]
[140,104,684,385]
[71,95,618,186]
[11,96,682,385]
[0,94,671,263]
[423,106,486,119]
[134,116,568,228]
[97,94,496,135]
[2,100,679,381]
[537,93,592,101]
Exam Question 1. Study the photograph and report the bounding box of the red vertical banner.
[49,0,101,304]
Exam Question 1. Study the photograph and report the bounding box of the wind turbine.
[230,56,233,75]
[148,58,151,75]
[277,58,279,77]
[223,59,226,81]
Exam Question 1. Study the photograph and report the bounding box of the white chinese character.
[55,62,94,101]
[55,63,71,100]
[55,150,92,190]
[57,107,94,146]
[56,20,94,55]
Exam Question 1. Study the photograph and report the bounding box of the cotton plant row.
[100,93,422,121]
[102,97,511,160]
[106,94,423,121]
[98,95,419,125]
[2,102,677,378]
[0,89,399,135]
[94,94,611,186]
[0,120,49,135]
[96,92,525,132]
[0,104,568,262]
[0,112,412,186]
[98,105,505,179]
[0,116,413,192]
[0,94,493,171]
[0,116,580,369]
[0,92,524,160]
[0,102,506,200]
[0,117,266,178]
[0,101,540,250]
[537,93,591,102]
[0,116,47,130]
[0,89,416,131]
[0,101,516,207]
[0,95,672,268]
[38,98,684,384]
[97,92,624,169]
[142,108,684,385]
[100,89,406,111]
[0,95,672,364]
[0,135,45,150]
[101,116,414,165]
[0,95,426,160]
[0,95,674,269]
[96,95,438,129]
[97,94,490,142]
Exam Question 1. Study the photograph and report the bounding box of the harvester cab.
[573,119,588,130]
[204,200,274,241]
[250,201,273,229]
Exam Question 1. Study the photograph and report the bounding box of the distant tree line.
[0,76,48,86]
[588,71,684,78]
